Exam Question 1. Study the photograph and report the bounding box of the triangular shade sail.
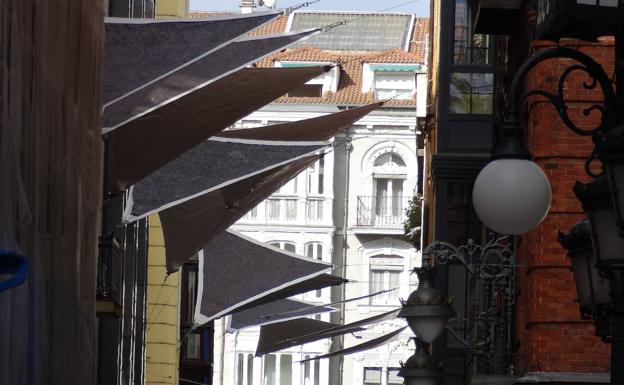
[256,318,365,356]
[218,102,383,142]
[234,274,347,314]
[228,299,334,331]
[103,29,320,133]
[160,154,320,273]
[255,308,400,356]
[108,66,329,192]
[194,230,331,324]
[104,12,281,104]
[125,137,327,221]
[298,326,408,362]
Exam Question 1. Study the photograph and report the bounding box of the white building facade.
[208,10,429,385]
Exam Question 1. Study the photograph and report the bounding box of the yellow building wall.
[156,0,188,18]
[145,215,181,385]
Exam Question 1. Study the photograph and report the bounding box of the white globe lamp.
[473,158,551,235]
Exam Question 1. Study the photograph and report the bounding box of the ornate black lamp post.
[398,237,516,384]
[469,39,624,385]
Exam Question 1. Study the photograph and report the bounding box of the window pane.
[284,243,296,253]
[280,355,293,385]
[247,355,254,385]
[287,84,323,97]
[306,244,314,258]
[313,359,320,385]
[304,358,311,385]
[267,200,280,219]
[183,332,201,360]
[388,271,400,303]
[285,200,297,219]
[316,244,323,260]
[450,73,493,114]
[387,368,403,384]
[185,270,197,323]
[264,354,276,385]
[364,367,382,385]
[318,156,325,194]
[237,354,244,385]
[454,0,489,64]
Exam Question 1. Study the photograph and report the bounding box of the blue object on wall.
[0,250,28,293]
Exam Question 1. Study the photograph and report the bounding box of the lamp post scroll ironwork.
[470,43,624,385]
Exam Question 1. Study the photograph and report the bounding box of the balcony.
[355,195,409,234]
[96,236,122,316]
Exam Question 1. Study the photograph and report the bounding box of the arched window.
[373,152,407,223]
[373,153,406,167]
[369,255,404,305]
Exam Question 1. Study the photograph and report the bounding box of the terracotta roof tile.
[409,18,429,62]
[248,14,289,36]
[188,11,429,106]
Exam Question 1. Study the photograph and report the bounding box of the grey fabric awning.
[160,154,320,273]
[255,308,400,356]
[103,29,320,133]
[233,274,347,313]
[298,326,408,362]
[256,318,365,356]
[228,299,334,331]
[107,65,329,192]
[124,137,328,221]
[219,102,383,142]
[103,12,282,104]
[194,230,332,324]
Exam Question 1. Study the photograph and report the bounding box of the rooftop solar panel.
[289,12,413,51]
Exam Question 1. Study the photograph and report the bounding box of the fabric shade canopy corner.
[193,230,337,325]
[297,326,408,362]
[255,308,400,356]
[228,298,335,332]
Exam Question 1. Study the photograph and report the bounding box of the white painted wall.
[214,64,426,385]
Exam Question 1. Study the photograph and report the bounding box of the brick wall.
[514,39,612,376]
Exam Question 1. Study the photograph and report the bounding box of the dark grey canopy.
[103,29,320,133]
[160,154,320,273]
[234,274,347,313]
[219,102,383,142]
[125,137,327,221]
[256,318,365,356]
[194,230,331,324]
[228,299,334,331]
[298,326,408,362]
[255,308,400,356]
[103,12,281,104]
[107,66,329,192]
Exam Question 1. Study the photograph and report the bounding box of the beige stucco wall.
[145,215,181,385]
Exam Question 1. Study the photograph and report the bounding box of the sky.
[189,0,430,17]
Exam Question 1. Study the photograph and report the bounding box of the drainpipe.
[339,128,352,385]
[220,318,227,385]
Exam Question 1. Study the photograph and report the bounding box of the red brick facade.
[515,39,612,376]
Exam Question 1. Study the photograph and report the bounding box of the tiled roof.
[409,18,429,63]
[189,12,429,106]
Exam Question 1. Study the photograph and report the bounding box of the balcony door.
[373,152,406,226]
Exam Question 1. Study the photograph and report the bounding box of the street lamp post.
[398,237,516,383]
[470,42,624,385]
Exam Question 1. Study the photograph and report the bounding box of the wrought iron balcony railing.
[356,195,409,229]
[97,236,122,308]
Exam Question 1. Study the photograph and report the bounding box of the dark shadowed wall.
[0,0,104,384]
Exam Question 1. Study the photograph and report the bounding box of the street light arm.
[494,46,617,164]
